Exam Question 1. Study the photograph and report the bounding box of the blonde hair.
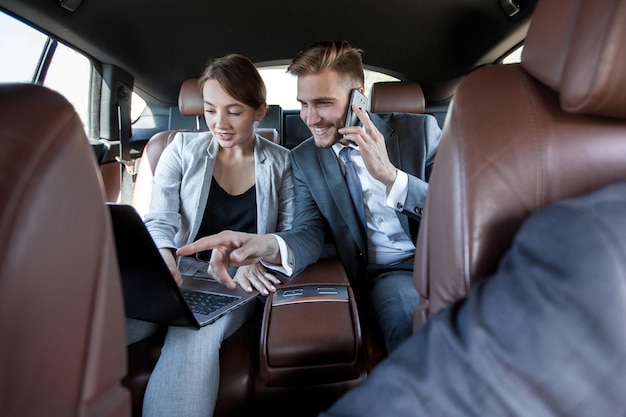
[287,40,365,89]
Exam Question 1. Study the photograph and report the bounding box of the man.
[179,40,442,353]
[317,181,626,416]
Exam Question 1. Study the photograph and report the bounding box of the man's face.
[297,69,351,149]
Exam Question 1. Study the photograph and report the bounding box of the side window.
[0,10,93,135]
[43,42,92,132]
[0,12,47,83]
[258,66,399,110]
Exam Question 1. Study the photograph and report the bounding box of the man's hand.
[177,231,281,289]
[338,105,398,190]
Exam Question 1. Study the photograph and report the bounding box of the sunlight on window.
[0,12,47,82]
[259,66,399,110]
[503,46,523,64]
[44,42,91,131]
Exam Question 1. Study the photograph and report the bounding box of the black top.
[193,176,257,261]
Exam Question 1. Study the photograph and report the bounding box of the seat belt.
[114,84,135,203]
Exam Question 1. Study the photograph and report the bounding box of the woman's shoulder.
[255,134,290,156]
[177,130,213,144]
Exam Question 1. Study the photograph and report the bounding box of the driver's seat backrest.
[131,78,280,217]
[413,0,626,328]
[0,84,130,416]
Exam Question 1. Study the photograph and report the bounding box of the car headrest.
[369,81,425,114]
[522,0,626,119]
[178,78,204,117]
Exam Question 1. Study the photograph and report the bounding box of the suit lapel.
[317,147,367,253]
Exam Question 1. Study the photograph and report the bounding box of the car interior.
[3,0,626,416]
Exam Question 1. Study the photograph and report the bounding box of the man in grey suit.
[320,181,626,416]
[179,40,442,353]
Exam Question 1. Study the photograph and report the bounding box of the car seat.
[413,0,626,329]
[369,81,425,114]
[0,84,131,417]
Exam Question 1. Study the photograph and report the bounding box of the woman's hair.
[198,53,266,109]
[287,40,365,88]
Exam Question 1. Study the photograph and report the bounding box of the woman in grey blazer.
[141,54,294,417]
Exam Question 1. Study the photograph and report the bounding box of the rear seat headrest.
[178,78,204,117]
[522,0,626,119]
[369,81,425,114]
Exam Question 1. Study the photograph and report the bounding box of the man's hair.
[198,53,266,109]
[287,40,365,89]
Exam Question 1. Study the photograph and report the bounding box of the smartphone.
[344,88,368,128]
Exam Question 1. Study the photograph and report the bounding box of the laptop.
[107,203,258,328]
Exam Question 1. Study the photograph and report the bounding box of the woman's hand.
[159,247,183,286]
[233,262,281,295]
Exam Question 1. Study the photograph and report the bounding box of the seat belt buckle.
[115,156,137,175]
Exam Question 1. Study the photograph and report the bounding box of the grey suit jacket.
[145,131,294,275]
[321,181,626,417]
[278,112,441,283]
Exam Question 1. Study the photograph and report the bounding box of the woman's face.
[202,79,266,149]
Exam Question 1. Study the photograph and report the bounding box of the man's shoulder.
[290,136,318,157]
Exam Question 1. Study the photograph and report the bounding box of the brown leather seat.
[369,81,425,114]
[413,0,626,329]
[0,84,131,416]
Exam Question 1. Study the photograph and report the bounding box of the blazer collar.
[317,147,368,252]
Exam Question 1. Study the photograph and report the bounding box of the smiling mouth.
[312,126,332,136]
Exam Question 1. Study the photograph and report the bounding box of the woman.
[142,54,294,417]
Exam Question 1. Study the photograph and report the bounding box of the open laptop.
[107,203,258,327]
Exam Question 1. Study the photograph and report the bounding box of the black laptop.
[107,204,258,328]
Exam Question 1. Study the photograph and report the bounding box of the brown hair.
[198,54,266,109]
[287,40,365,89]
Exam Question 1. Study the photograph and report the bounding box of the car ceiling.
[0,0,536,106]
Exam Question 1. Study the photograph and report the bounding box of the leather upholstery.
[178,78,205,116]
[369,81,425,114]
[413,0,626,329]
[259,259,365,387]
[0,84,130,417]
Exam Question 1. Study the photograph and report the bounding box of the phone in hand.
[344,88,368,128]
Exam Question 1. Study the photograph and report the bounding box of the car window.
[42,42,92,131]
[0,9,147,137]
[0,12,46,83]
[259,66,399,110]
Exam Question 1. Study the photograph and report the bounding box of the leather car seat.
[413,0,626,329]
[0,84,131,417]
[369,81,425,114]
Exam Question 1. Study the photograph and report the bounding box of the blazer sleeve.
[321,182,626,417]
[275,150,295,232]
[402,114,442,221]
[276,148,326,276]
[144,132,185,249]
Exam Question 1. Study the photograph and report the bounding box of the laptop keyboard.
[181,291,238,316]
